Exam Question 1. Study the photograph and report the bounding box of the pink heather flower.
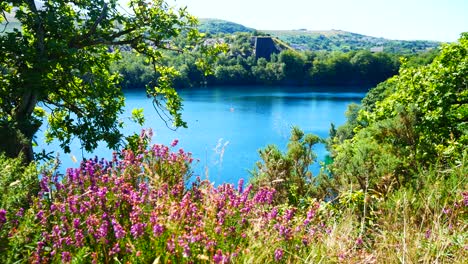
[356,237,363,245]
[171,139,179,147]
[110,243,121,256]
[91,252,98,264]
[284,208,296,221]
[52,225,61,237]
[0,209,6,226]
[130,223,146,238]
[425,229,431,239]
[236,178,245,194]
[112,219,126,239]
[213,249,224,263]
[98,220,109,239]
[274,248,284,261]
[61,251,71,263]
[166,238,175,253]
[75,229,84,247]
[462,192,468,206]
[73,218,80,229]
[152,224,164,237]
[269,207,278,220]
[183,245,191,257]
[16,208,24,217]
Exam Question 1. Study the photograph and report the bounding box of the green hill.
[262,29,441,53]
[198,18,441,53]
[198,18,254,34]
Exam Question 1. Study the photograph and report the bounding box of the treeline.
[112,32,439,89]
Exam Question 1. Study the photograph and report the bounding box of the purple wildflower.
[73,218,80,229]
[284,208,296,221]
[98,220,109,239]
[237,178,244,193]
[61,251,71,263]
[425,229,431,239]
[269,207,278,220]
[213,249,224,263]
[171,139,179,147]
[75,229,84,247]
[166,238,175,253]
[130,223,146,238]
[274,248,284,261]
[356,237,363,245]
[0,209,6,226]
[112,219,126,239]
[16,208,24,218]
[110,243,121,256]
[183,244,191,257]
[152,223,164,237]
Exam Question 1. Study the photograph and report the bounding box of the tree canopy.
[0,0,204,162]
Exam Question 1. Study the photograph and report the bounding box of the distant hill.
[198,19,441,54]
[261,29,441,53]
[198,19,254,34]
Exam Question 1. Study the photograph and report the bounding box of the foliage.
[0,154,39,259]
[250,127,320,205]
[198,18,254,34]
[0,0,205,162]
[113,28,445,89]
[328,33,468,195]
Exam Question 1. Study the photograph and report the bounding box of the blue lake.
[35,86,366,184]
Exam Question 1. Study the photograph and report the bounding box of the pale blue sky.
[165,0,467,42]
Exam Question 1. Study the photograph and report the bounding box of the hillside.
[198,18,254,34]
[198,19,441,54]
[261,29,440,53]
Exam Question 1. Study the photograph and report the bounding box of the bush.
[250,127,320,205]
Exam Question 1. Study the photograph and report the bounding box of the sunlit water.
[35,86,367,184]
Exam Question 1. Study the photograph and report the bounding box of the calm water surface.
[36,86,366,184]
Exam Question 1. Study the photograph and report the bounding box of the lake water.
[35,86,366,184]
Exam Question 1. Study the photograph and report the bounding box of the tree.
[278,49,305,83]
[0,0,205,162]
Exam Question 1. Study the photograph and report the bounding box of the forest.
[113,31,440,89]
[0,1,466,263]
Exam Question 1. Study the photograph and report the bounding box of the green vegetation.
[114,25,441,88]
[264,29,441,53]
[0,0,215,163]
[0,2,466,263]
[198,18,254,34]
[116,33,407,87]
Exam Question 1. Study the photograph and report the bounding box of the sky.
[165,0,467,42]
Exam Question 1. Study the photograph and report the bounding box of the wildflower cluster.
[1,134,333,263]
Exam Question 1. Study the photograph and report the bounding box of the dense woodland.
[0,1,466,263]
[113,30,440,89]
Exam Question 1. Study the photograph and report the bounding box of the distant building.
[254,37,279,60]
[203,38,225,46]
[370,46,384,53]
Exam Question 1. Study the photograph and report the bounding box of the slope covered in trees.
[198,18,254,34]
[115,30,440,89]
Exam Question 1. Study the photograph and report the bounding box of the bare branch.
[1,10,10,33]
[82,3,108,41]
